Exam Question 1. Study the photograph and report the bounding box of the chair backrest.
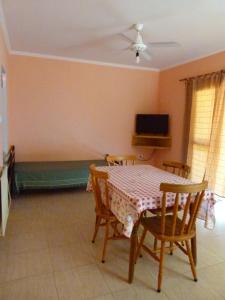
[162,160,191,179]
[159,181,208,239]
[89,164,110,212]
[106,155,136,166]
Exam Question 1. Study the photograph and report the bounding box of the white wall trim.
[11,48,225,73]
[160,48,225,71]
[0,0,11,52]
[10,50,160,72]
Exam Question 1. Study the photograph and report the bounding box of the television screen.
[136,114,169,135]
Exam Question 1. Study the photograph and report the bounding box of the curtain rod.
[179,69,225,82]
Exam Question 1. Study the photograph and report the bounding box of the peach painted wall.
[9,55,159,161]
[156,51,225,166]
[0,25,9,165]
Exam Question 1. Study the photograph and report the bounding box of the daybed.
[11,147,106,193]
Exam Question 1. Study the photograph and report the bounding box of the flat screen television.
[135,114,169,135]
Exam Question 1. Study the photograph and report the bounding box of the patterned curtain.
[185,71,225,196]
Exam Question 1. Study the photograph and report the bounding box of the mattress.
[14,160,106,193]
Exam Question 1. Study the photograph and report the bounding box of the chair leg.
[137,234,143,258]
[170,242,173,255]
[101,221,110,263]
[185,240,197,281]
[135,228,147,263]
[92,216,101,243]
[157,241,165,293]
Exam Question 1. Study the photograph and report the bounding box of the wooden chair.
[90,164,125,263]
[6,146,15,190]
[163,160,191,179]
[149,161,191,217]
[135,181,208,292]
[4,145,15,204]
[149,160,191,219]
[106,155,136,166]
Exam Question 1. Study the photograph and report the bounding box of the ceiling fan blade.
[121,46,132,51]
[120,33,134,44]
[148,42,180,47]
[141,51,152,61]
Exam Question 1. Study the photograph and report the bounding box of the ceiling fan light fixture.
[136,51,140,64]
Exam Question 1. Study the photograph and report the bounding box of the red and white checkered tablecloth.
[87,165,215,237]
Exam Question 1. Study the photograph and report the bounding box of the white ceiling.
[2,0,225,70]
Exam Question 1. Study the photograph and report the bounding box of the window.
[189,88,215,182]
[187,74,225,196]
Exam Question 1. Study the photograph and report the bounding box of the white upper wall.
[2,0,225,70]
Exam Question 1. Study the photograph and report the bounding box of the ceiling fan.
[122,24,179,64]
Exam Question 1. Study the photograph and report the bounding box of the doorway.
[0,66,9,235]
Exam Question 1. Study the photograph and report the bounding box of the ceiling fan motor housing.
[132,30,147,52]
[132,43,147,52]
[134,23,144,32]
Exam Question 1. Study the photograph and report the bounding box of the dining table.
[87,164,215,283]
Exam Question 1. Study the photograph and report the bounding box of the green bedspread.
[14,160,106,193]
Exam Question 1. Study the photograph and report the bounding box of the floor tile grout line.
[3,194,225,299]
[0,270,56,288]
[51,271,61,300]
[195,259,225,272]
[0,245,52,258]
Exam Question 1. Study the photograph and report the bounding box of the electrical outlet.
[138,154,144,160]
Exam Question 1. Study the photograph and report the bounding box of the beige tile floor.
[0,189,224,300]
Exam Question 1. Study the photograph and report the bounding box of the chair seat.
[148,205,182,215]
[141,215,195,241]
